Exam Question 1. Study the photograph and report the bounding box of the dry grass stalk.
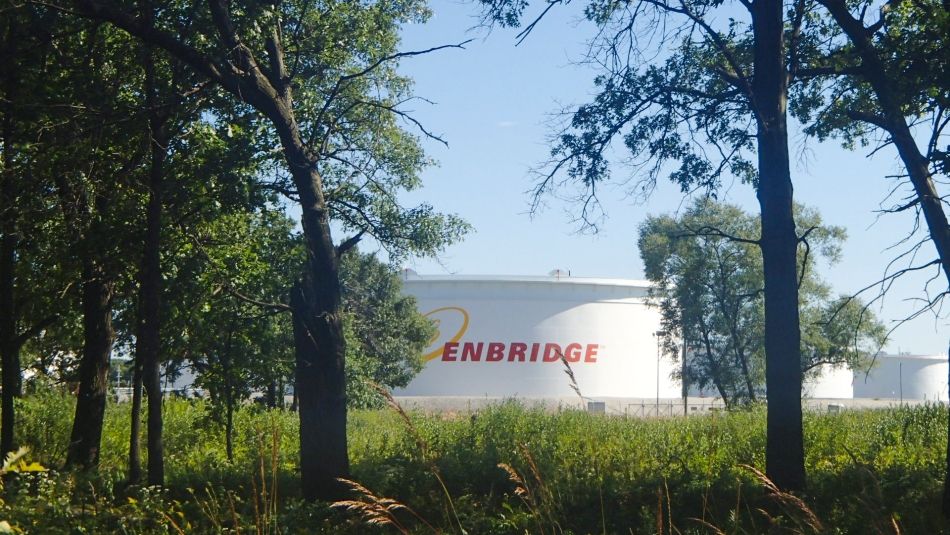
[371,382,431,460]
[369,382,464,534]
[333,477,443,534]
[249,420,282,535]
[558,352,585,402]
[160,511,187,535]
[332,478,413,534]
[498,462,547,535]
[499,444,565,535]
[741,464,823,534]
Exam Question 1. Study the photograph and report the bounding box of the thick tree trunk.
[752,0,806,491]
[65,261,115,468]
[128,357,143,483]
[291,273,348,501]
[267,94,349,500]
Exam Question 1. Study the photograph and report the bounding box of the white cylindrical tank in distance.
[396,275,681,399]
[853,354,948,401]
[803,364,854,399]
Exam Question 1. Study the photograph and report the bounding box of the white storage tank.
[853,353,948,401]
[396,274,681,399]
[803,364,854,399]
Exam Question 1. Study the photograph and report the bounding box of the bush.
[7,392,948,533]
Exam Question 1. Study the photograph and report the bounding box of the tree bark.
[0,222,17,458]
[128,356,143,483]
[291,270,348,501]
[65,260,115,468]
[945,337,950,516]
[0,18,20,456]
[752,0,806,491]
[222,325,234,463]
[139,49,166,486]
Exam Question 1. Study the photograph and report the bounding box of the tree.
[0,5,65,457]
[22,17,149,470]
[480,0,812,488]
[68,0,468,499]
[172,212,436,454]
[640,198,885,406]
[793,0,950,290]
[788,0,949,511]
[640,201,763,406]
[338,250,435,408]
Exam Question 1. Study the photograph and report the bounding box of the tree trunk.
[267,94,349,500]
[225,390,234,463]
[698,312,731,407]
[139,55,166,484]
[65,261,115,468]
[128,356,143,483]
[266,379,277,409]
[291,274,348,501]
[752,0,806,491]
[0,25,20,456]
[0,232,18,458]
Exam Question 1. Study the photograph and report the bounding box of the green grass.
[3,391,947,533]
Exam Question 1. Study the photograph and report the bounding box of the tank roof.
[874,352,946,361]
[401,273,653,288]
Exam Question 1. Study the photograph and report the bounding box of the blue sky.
[378,1,948,355]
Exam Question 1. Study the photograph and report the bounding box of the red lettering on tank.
[442,342,459,361]
[508,343,527,362]
[585,344,599,363]
[437,341,600,363]
[486,342,505,361]
[530,343,540,362]
[565,343,582,362]
[461,342,483,362]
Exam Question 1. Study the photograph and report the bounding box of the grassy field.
[1,391,947,533]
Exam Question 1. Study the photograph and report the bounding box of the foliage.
[339,250,435,408]
[167,212,435,419]
[639,199,885,406]
[792,0,948,160]
[7,393,947,533]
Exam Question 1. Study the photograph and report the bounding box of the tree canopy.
[640,198,885,407]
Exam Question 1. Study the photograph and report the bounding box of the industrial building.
[395,272,680,399]
[853,353,948,402]
[395,272,949,408]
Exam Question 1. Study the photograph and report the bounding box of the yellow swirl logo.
[421,307,469,362]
